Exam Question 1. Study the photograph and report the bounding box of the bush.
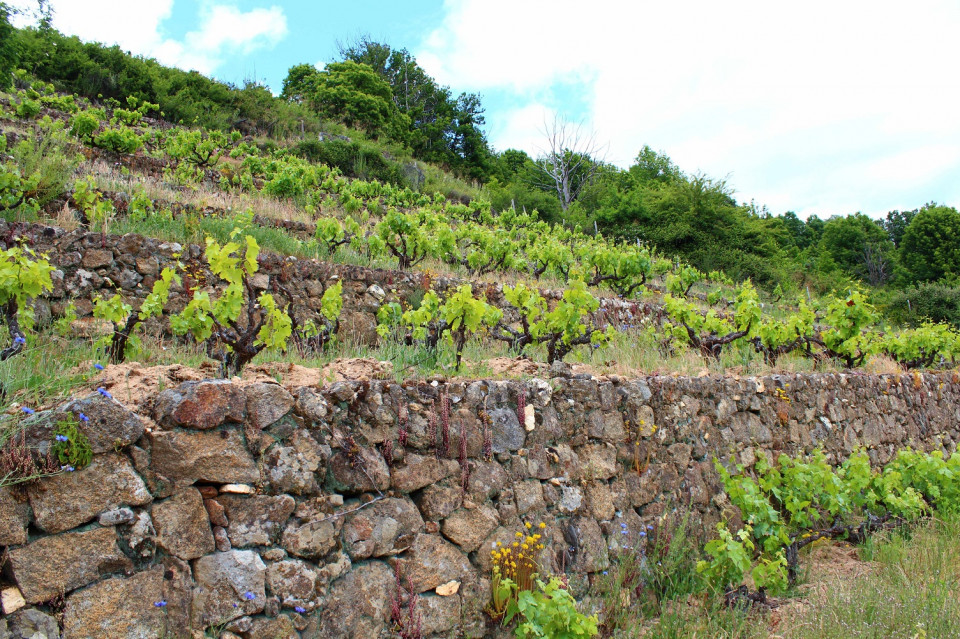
[15,97,40,119]
[69,111,100,140]
[295,139,407,187]
[93,125,143,154]
[885,282,960,328]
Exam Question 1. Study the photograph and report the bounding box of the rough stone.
[148,428,258,485]
[24,394,144,455]
[342,497,424,559]
[192,550,266,628]
[400,534,472,594]
[27,453,151,533]
[0,487,30,546]
[266,559,319,604]
[490,408,525,453]
[3,609,60,639]
[61,566,187,639]
[327,447,390,494]
[282,519,337,559]
[249,615,299,639]
[153,380,246,430]
[152,487,216,560]
[467,461,510,500]
[441,505,499,552]
[98,507,135,526]
[307,562,393,639]
[218,494,296,547]
[9,527,131,603]
[0,588,25,615]
[246,383,295,430]
[390,454,457,493]
[261,430,325,495]
[513,479,546,515]
[419,592,461,636]
[414,484,462,521]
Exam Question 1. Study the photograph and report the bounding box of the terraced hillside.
[0,79,959,639]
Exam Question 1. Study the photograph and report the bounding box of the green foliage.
[511,577,599,638]
[53,300,77,337]
[72,177,115,233]
[93,124,143,154]
[701,447,960,599]
[885,282,960,328]
[0,3,16,90]
[51,415,93,470]
[819,290,878,367]
[497,280,614,363]
[171,235,292,376]
[697,523,756,592]
[440,284,502,369]
[900,205,960,283]
[15,94,40,119]
[0,245,54,323]
[69,110,100,140]
[165,128,228,169]
[93,268,179,363]
[304,60,402,137]
[880,322,960,369]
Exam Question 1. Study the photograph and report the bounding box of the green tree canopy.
[304,61,401,137]
[818,213,893,285]
[0,3,19,90]
[900,204,960,283]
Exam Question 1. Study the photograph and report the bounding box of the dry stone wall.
[0,221,648,347]
[1,370,958,638]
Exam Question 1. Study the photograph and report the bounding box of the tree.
[818,213,893,286]
[532,115,606,211]
[0,3,18,90]
[900,205,960,283]
[306,61,400,137]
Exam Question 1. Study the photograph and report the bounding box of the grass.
[588,512,960,639]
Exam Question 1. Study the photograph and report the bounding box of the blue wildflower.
[97,387,112,399]
[13,335,25,345]
[647,524,654,531]
[153,601,167,608]
[602,571,608,575]
[621,530,628,535]
[21,407,34,415]
[55,434,69,442]
[620,523,628,529]
[295,606,306,614]
[78,413,89,422]
[93,363,104,371]
[243,591,255,601]
[639,531,647,537]
[61,465,75,472]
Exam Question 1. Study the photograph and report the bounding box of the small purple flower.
[647,524,654,531]
[639,531,647,537]
[13,335,26,345]
[294,606,306,614]
[243,591,255,601]
[602,571,608,576]
[55,434,69,442]
[78,413,89,422]
[61,465,75,472]
[620,523,627,529]
[97,387,112,399]
[21,407,34,415]
[153,600,167,608]
[93,363,105,371]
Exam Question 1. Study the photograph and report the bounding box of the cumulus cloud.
[9,0,288,76]
[417,0,960,216]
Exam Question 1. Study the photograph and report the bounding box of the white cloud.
[417,0,960,216]
[9,0,287,76]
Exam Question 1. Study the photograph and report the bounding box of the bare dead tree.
[532,115,607,211]
[861,241,891,286]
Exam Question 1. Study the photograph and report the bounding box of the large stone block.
[342,497,424,559]
[28,454,151,534]
[148,429,258,485]
[217,494,296,547]
[9,528,131,603]
[152,487,216,560]
[153,380,246,430]
[192,550,266,628]
[0,487,30,546]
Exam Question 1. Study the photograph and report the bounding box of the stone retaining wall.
[1,370,957,638]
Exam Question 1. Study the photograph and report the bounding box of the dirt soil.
[83,357,394,409]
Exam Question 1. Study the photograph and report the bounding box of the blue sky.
[11,0,960,219]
